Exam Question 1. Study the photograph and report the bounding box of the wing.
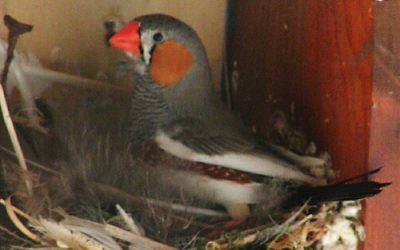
[160,117,255,155]
[156,117,326,186]
[160,117,325,166]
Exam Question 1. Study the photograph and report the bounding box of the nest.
[0,87,365,249]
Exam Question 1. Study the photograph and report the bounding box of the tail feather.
[335,167,382,184]
[296,181,390,204]
[292,168,390,204]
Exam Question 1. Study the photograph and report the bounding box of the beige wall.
[0,0,226,84]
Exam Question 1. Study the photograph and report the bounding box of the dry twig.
[0,15,34,195]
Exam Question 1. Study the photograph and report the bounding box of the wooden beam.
[228,0,372,179]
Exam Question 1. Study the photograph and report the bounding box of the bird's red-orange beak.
[109,21,141,56]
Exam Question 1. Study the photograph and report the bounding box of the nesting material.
[0,196,364,249]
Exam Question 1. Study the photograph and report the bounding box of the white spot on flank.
[155,131,325,185]
[161,167,264,206]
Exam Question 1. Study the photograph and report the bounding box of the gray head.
[110,14,221,144]
[110,14,212,88]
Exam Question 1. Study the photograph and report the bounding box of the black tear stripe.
[138,25,156,63]
[138,25,143,37]
[140,45,144,57]
[149,44,156,64]
[138,26,145,59]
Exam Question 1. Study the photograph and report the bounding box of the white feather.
[0,39,50,117]
[116,204,144,236]
[155,131,326,186]
[37,217,123,250]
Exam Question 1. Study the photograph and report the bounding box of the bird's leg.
[226,203,251,219]
[206,203,249,238]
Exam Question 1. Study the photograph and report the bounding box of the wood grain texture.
[0,0,226,85]
[227,0,372,179]
[365,1,400,249]
[301,0,373,179]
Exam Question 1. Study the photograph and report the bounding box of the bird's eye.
[153,32,163,42]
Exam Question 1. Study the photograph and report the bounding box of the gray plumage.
[130,14,254,154]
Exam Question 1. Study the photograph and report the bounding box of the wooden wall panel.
[365,1,400,249]
[227,0,372,180]
[0,0,226,84]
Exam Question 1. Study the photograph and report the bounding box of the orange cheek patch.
[150,39,194,86]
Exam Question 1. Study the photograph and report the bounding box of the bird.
[108,14,389,222]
